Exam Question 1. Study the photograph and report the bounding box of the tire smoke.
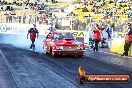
[0,34,45,53]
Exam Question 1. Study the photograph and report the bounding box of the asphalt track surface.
[0,34,132,88]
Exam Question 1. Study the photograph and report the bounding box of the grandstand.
[71,0,131,24]
[0,0,78,23]
[0,0,131,31]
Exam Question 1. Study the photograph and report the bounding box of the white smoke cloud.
[0,34,45,53]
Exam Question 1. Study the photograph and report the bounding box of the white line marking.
[0,49,6,58]
[0,49,19,88]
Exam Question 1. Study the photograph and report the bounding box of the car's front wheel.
[50,47,55,58]
[45,52,48,54]
[43,45,48,54]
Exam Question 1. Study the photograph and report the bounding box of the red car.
[43,32,86,57]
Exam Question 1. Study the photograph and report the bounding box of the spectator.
[18,16,21,23]
[101,37,105,48]
[10,6,14,11]
[101,1,106,6]
[122,24,132,56]
[82,0,88,6]
[46,0,48,2]
[106,25,112,39]
[94,7,98,14]
[23,13,26,24]
[82,6,88,12]
[109,0,114,4]
[61,8,64,12]
[9,13,12,23]
[109,12,113,17]
[1,6,3,11]
[102,13,109,19]
[111,22,115,31]
[28,15,34,24]
[78,0,81,4]
[27,24,39,51]
[92,25,101,52]
[51,0,55,3]
[49,24,56,32]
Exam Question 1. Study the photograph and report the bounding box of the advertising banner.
[56,30,87,38]
[0,23,88,37]
[0,23,50,35]
[0,23,29,34]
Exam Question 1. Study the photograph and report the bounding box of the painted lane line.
[0,49,19,88]
[0,50,6,58]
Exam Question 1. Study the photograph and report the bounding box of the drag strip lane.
[0,44,132,88]
[0,44,77,88]
[0,49,17,88]
[31,54,131,88]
